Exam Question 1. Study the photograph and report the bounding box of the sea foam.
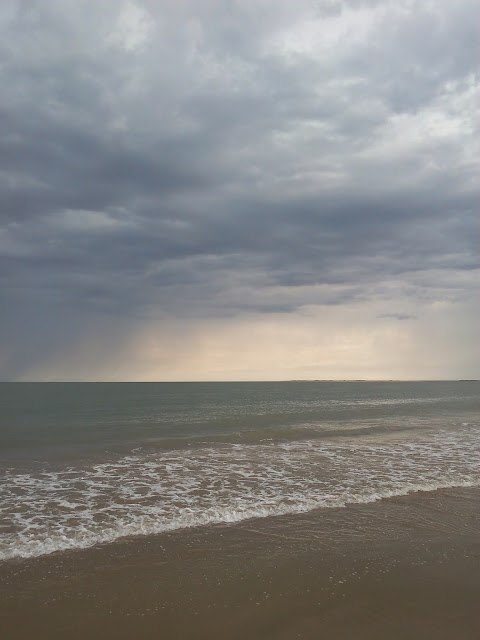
[1,425,479,560]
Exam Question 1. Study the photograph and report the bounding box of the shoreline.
[1,486,479,639]
[2,480,478,563]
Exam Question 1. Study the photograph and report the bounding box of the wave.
[1,480,478,561]
[1,426,479,560]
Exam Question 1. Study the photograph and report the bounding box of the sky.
[0,0,478,381]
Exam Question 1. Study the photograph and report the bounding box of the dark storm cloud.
[0,0,478,378]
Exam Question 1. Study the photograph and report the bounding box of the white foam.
[1,425,479,560]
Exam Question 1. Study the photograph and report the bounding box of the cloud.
[376,313,417,321]
[0,0,478,380]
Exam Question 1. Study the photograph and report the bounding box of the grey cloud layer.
[0,0,478,378]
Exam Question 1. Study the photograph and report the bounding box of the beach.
[1,382,478,638]
[1,486,478,639]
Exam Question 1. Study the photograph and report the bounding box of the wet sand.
[1,487,479,639]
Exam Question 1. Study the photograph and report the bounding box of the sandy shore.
[1,486,479,639]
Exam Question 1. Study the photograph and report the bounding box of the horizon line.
[2,379,478,384]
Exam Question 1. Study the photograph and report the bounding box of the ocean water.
[0,381,478,560]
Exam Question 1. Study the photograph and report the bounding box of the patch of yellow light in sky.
[17,296,479,382]
[117,300,478,381]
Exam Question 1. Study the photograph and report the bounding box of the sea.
[0,381,479,562]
